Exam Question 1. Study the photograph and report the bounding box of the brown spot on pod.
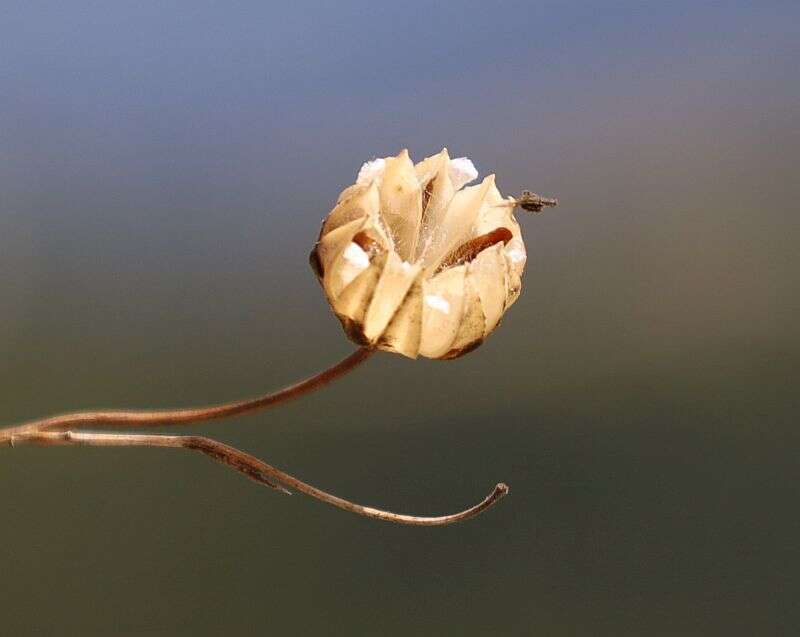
[309,245,324,279]
[352,230,385,259]
[421,178,435,215]
[436,227,513,272]
[442,338,485,360]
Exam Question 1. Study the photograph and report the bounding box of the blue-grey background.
[1,1,798,635]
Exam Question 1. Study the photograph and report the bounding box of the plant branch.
[8,430,509,526]
[0,347,373,440]
[1,346,510,525]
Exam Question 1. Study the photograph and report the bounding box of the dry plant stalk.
[0,349,507,525]
[1,149,556,526]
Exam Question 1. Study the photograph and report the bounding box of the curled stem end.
[514,190,559,213]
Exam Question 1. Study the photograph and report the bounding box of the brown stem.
[1,346,510,525]
[8,431,508,526]
[0,347,373,441]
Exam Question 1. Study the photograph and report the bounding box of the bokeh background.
[1,1,798,635]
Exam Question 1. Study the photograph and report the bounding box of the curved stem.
[1,345,511,525]
[0,347,373,441]
[8,430,509,526]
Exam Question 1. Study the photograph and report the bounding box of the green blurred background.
[1,1,798,635]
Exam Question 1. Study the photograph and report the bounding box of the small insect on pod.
[310,149,556,360]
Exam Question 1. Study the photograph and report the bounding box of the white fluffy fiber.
[447,157,478,191]
[356,154,478,191]
[356,157,386,185]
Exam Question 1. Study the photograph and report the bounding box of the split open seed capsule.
[310,149,551,359]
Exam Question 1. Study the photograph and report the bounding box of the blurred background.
[1,1,798,635]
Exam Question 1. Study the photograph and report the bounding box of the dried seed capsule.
[311,149,548,359]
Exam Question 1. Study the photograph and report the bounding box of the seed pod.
[310,149,534,360]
